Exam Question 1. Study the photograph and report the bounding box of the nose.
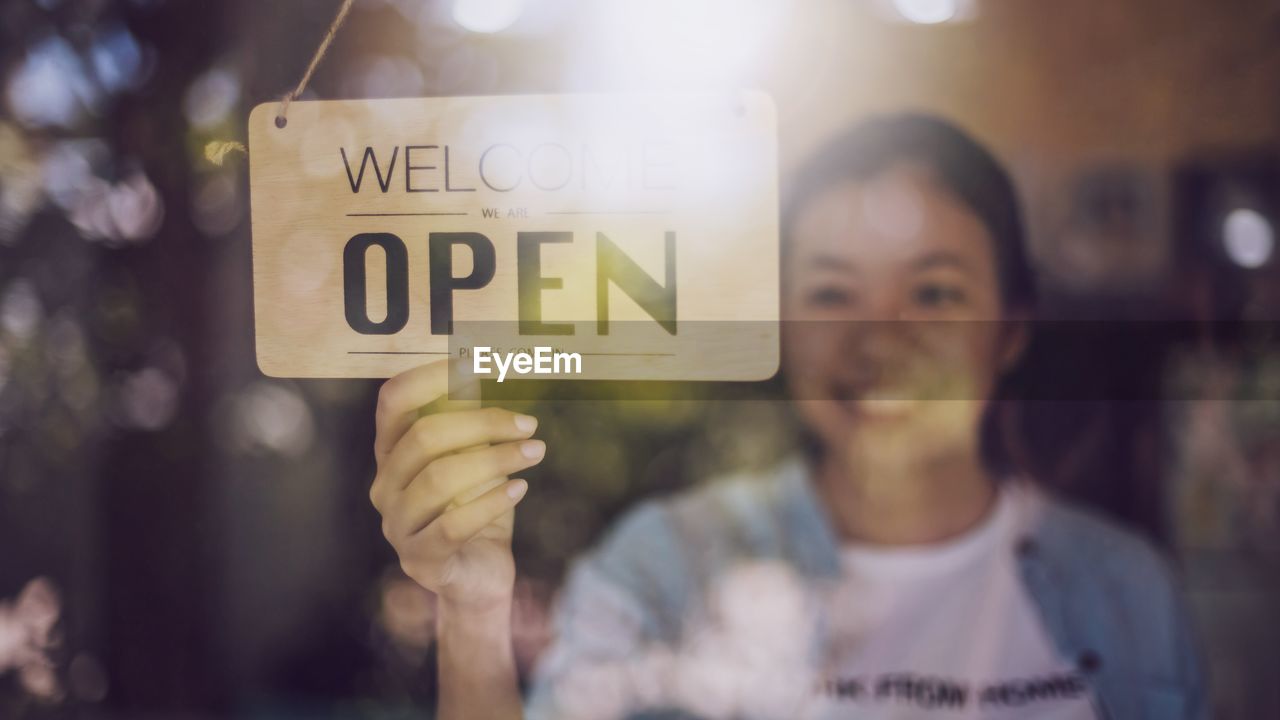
[836,314,911,386]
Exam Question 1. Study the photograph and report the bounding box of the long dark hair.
[782,113,1038,475]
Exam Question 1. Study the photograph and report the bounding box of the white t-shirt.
[531,478,1103,720]
[809,481,1097,719]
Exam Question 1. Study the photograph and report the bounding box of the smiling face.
[783,162,1025,467]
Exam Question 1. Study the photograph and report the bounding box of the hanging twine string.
[275,0,356,128]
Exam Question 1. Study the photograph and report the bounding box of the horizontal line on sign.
[345,212,469,217]
[578,352,676,357]
[545,211,669,216]
[346,350,674,357]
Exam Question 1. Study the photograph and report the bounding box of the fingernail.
[520,439,546,460]
[514,414,538,433]
[507,479,529,500]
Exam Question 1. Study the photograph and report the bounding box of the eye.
[806,286,855,307]
[913,282,967,308]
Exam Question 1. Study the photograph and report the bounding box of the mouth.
[829,382,919,421]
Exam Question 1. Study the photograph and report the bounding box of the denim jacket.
[527,458,1208,719]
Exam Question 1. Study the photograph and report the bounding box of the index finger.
[374,360,476,461]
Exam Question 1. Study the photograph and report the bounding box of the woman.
[367,115,1207,719]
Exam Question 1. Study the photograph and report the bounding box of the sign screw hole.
[275,115,288,129]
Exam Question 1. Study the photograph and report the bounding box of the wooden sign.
[248,93,779,380]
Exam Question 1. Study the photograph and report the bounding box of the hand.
[369,360,544,610]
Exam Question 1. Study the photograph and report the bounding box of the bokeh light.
[451,0,525,34]
[0,577,63,702]
[183,66,241,130]
[1,279,43,343]
[565,0,788,88]
[891,0,960,25]
[114,366,181,431]
[39,140,164,245]
[192,173,244,237]
[5,37,101,129]
[1222,207,1274,269]
[339,55,426,99]
[378,574,435,654]
[0,343,10,395]
[0,123,43,245]
[67,653,109,703]
[220,381,316,457]
[89,24,145,93]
